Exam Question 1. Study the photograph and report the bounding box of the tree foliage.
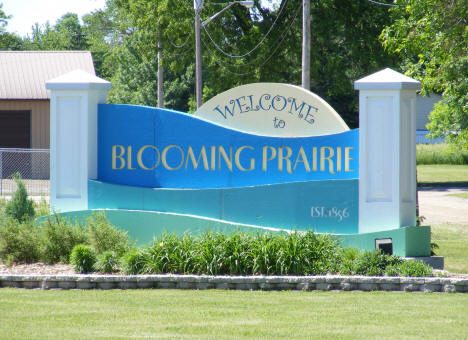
[381,0,468,148]
[2,0,401,127]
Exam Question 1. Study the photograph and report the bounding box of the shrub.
[144,233,197,274]
[137,231,342,276]
[85,213,131,257]
[34,198,50,218]
[0,217,41,264]
[40,215,88,263]
[5,174,35,222]
[69,244,97,273]
[121,248,147,274]
[96,251,119,273]
[340,250,403,276]
[386,260,433,277]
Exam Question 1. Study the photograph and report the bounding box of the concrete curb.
[1,274,467,293]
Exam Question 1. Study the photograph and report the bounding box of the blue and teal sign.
[93,103,359,234]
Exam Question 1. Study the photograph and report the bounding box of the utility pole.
[302,0,310,90]
[157,40,164,107]
[194,0,203,108]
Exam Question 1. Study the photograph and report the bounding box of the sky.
[3,0,277,38]
[3,0,107,37]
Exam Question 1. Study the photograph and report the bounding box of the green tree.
[381,0,468,148]
[24,13,88,50]
[108,0,396,125]
[0,2,24,50]
[0,2,9,33]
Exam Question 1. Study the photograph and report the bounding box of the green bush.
[386,260,433,277]
[96,251,119,273]
[135,231,341,276]
[39,215,88,263]
[121,248,147,274]
[339,250,403,276]
[5,175,35,222]
[0,217,41,264]
[85,213,131,256]
[69,244,97,273]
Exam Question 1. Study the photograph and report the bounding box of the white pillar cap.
[354,68,421,91]
[46,69,112,91]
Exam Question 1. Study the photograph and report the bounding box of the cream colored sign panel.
[194,83,349,137]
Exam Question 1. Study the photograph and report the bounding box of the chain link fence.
[0,148,50,197]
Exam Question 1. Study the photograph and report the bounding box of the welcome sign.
[46,69,430,257]
[94,84,359,234]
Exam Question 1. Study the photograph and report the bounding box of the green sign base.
[37,209,431,257]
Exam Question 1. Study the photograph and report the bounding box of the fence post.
[354,68,420,233]
[46,70,111,212]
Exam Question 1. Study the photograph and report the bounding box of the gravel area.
[418,187,468,226]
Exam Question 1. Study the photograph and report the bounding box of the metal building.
[0,51,95,149]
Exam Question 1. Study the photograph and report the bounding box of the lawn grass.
[431,223,468,273]
[417,143,468,165]
[417,164,468,187]
[449,192,468,199]
[0,289,467,340]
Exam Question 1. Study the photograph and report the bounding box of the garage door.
[0,110,31,148]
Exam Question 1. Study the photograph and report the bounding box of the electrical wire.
[201,0,289,59]
[363,0,397,7]
[166,30,194,49]
[200,2,302,76]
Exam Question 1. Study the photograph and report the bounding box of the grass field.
[449,192,468,199]
[0,289,467,340]
[417,165,468,186]
[431,223,468,273]
[417,144,468,165]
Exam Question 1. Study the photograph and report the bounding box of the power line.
[202,0,289,59]
[201,2,302,76]
[363,0,397,7]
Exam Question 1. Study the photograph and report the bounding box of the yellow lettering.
[262,146,276,171]
[320,147,335,174]
[312,147,317,171]
[293,147,311,172]
[278,147,293,174]
[112,145,125,170]
[345,147,354,172]
[235,146,255,171]
[218,146,233,171]
[162,145,184,170]
[127,146,135,170]
[210,146,216,171]
[336,147,342,172]
[185,146,209,170]
[137,145,160,170]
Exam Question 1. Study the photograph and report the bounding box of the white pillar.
[46,70,111,212]
[355,68,420,233]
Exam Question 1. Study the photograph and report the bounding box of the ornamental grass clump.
[96,251,120,273]
[69,244,97,273]
[385,259,433,277]
[123,231,342,276]
[339,249,403,276]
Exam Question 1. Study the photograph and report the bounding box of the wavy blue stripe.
[98,104,359,189]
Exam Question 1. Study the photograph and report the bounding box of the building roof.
[0,51,95,100]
